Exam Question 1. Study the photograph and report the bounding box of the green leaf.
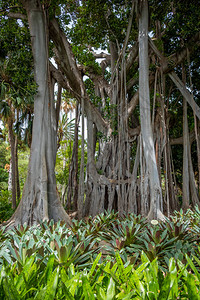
[115,252,127,283]
[44,266,60,300]
[88,253,101,278]
[98,287,106,300]
[15,254,36,291]
[186,254,200,282]
[129,269,145,297]
[158,273,171,300]
[62,283,75,300]
[61,267,80,297]
[45,254,55,283]
[168,258,178,298]
[177,260,188,279]
[59,246,68,263]
[106,277,115,300]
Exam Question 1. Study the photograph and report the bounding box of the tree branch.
[169,71,200,120]
[170,130,195,145]
[90,51,110,59]
[127,90,139,117]
[149,38,200,120]
[6,12,27,20]
[128,125,140,138]
[168,32,200,68]
[49,59,109,135]
[126,42,138,72]
[149,33,200,74]
[77,64,111,97]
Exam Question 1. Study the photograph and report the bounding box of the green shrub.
[0,250,200,299]
[0,190,13,222]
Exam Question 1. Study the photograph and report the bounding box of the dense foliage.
[1,209,200,298]
[0,141,9,191]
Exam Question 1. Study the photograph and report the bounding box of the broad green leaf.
[106,277,115,300]
[136,262,149,274]
[45,254,55,283]
[98,286,106,300]
[168,258,178,298]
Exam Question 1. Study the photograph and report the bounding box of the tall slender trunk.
[187,48,200,194]
[56,83,62,130]
[194,116,200,193]
[138,0,163,220]
[8,118,16,210]
[14,136,20,201]
[66,103,79,211]
[78,95,85,219]
[182,64,199,209]
[15,109,20,201]
[182,96,190,209]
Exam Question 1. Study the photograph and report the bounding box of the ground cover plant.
[0,208,200,299]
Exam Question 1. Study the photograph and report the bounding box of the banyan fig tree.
[1,0,200,225]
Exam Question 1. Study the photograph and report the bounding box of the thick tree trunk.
[7,0,71,227]
[138,0,163,220]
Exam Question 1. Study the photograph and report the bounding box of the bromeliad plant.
[0,220,100,271]
[0,209,200,299]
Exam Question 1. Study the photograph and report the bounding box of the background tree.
[0,15,35,209]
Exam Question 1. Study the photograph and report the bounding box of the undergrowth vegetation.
[1,208,200,299]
